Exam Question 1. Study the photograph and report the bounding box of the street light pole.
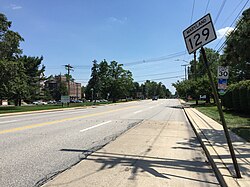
[181,64,189,80]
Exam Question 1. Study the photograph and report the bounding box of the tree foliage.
[0,13,45,105]
[222,8,250,82]
[86,60,134,102]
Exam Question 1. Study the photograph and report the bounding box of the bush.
[232,84,241,111]
[239,81,250,112]
[248,83,250,114]
[222,86,233,109]
[223,80,250,113]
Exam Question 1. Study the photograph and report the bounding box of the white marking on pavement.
[148,106,154,109]
[0,120,18,124]
[80,120,112,132]
[134,110,143,114]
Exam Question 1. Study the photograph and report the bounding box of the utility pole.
[64,64,73,97]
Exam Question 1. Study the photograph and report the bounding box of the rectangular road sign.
[218,79,228,89]
[61,95,70,103]
[218,66,229,79]
[183,14,217,54]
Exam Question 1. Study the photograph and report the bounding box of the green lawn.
[0,102,111,114]
[194,104,250,142]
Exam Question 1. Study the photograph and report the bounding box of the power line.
[134,70,183,78]
[215,0,249,52]
[217,19,243,52]
[218,0,246,28]
[123,51,186,66]
[214,0,227,24]
[136,75,184,83]
[190,0,196,24]
[204,0,210,14]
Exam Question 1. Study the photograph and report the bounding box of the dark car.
[152,96,158,101]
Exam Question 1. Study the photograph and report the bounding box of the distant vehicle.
[200,95,206,100]
[33,101,47,105]
[100,99,108,102]
[75,100,83,103]
[47,100,56,104]
[152,96,158,101]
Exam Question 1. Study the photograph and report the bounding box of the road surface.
[0,99,218,186]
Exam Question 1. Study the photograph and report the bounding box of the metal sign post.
[201,47,241,178]
[183,13,241,178]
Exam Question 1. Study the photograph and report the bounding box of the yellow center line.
[0,105,139,135]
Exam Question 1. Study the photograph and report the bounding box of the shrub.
[222,87,233,109]
[239,81,250,113]
[232,84,241,111]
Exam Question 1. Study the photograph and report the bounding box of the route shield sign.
[183,14,217,54]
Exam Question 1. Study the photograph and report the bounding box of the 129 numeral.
[188,28,210,49]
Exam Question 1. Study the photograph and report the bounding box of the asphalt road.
[0,99,217,187]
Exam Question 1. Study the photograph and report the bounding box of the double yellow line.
[0,105,139,135]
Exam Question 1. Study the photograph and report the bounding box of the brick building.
[45,75,82,100]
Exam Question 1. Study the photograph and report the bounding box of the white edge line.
[80,120,112,132]
[0,120,18,124]
[134,110,143,114]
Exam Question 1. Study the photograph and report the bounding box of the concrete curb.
[183,108,228,187]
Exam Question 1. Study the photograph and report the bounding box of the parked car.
[47,100,57,104]
[33,101,47,105]
[75,100,83,103]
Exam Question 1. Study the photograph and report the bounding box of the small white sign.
[183,14,217,54]
[61,95,70,103]
[218,66,229,79]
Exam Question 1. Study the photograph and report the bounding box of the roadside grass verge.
[0,102,111,114]
[194,104,250,142]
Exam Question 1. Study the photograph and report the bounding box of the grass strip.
[194,104,250,142]
[0,102,111,114]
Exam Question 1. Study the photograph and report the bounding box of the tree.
[0,13,46,105]
[18,55,45,101]
[0,13,24,60]
[85,60,101,101]
[85,60,134,102]
[222,8,250,82]
[108,61,133,102]
[0,60,28,105]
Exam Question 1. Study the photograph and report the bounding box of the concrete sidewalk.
[184,107,250,187]
[42,119,218,186]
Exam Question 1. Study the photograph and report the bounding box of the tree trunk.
[206,95,210,103]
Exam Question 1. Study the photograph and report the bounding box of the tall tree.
[18,55,45,101]
[222,8,250,82]
[0,60,28,105]
[0,13,24,60]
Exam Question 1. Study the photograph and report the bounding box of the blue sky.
[0,0,249,93]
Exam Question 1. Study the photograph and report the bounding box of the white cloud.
[10,4,22,10]
[107,17,127,24]
[216,27,234,39]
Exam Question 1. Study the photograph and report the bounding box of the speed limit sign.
[218,66,229,79]
[183,14,217,54]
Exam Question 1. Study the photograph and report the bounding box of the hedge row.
[222,80,250,114]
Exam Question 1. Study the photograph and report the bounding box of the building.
[45,75,82,100]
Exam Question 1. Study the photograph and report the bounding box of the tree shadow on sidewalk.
[58,149,219,186]
[196,128,250,178]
